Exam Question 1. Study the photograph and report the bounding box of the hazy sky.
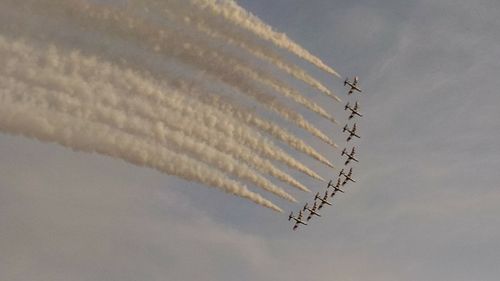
[1,0,500,280]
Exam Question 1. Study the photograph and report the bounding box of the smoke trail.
[143,0,340,101]
[191,0,341,78]
[0,0,334,169]
[0,1,339,211]
[0,76,282,212]
[67,1,337,147]
[0,36,313,191]
[195,93,335,169]
[0,37,301,201]
[214,58,338,124]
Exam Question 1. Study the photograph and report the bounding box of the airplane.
[344,76,362,95]
[288,210,307,230]
[344,101,363,119]
[303,202,321,221]
[327,178,345,196]
[315,191,332,209]
[341,146,359,165]
[340,167,356,186]
[343,123,360,142]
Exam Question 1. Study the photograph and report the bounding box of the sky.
[1,0,500,280]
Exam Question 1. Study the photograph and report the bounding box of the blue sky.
[1,0,500,280]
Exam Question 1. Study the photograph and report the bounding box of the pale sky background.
[1,0,500,280]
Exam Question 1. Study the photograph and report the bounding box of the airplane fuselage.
[306,208,321,218]
[341,175,356,185]
[318,198,332,206]
[344,77,362,94]
[344,155,359,164]
[292,218,307,225]
[345,82,362,92]
[345,129,360,138]
[347,107,363,118]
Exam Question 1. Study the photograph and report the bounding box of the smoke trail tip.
[327,140,338,149]
[302,185,312,193]
[316,175,326,183]
[325,66,341,79]
[329,117,339,125]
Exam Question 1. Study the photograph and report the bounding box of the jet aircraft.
[344,76,362,95]
[345,101,363,119]
[289,210,307,230]
[303,202,321,221]
[315,191,332,209]
[343,123,360,142]
[327,178,345,196]
[341,147,359,165]
[339,167,356,185]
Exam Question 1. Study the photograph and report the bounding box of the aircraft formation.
[289,76,363,231]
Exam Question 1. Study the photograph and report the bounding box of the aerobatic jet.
[343,123,360,142]
[327,178,345,196]
[289,210,307,230]
[341,147,359,165]
[340,167,356,185]
[344,76,362,95]
[303,202,321,221]
[315,191,332,209]
[345,101,363,119]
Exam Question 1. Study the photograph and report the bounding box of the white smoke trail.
[0,37,301,201]
[191,0,341,78]
[142,0,340,101]
[67,1,337,147]
[0,76,282,212]
[0,0,328,178]
[230,63,338,124]
[195,94,335,169]
[0,1,340,211]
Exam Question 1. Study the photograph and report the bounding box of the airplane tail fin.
[341,148,346,155]
[288,212,293,221]
[303,203,308,211]
[344,102,350,110]
[344,79,348,86]
[343,125,347,132]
